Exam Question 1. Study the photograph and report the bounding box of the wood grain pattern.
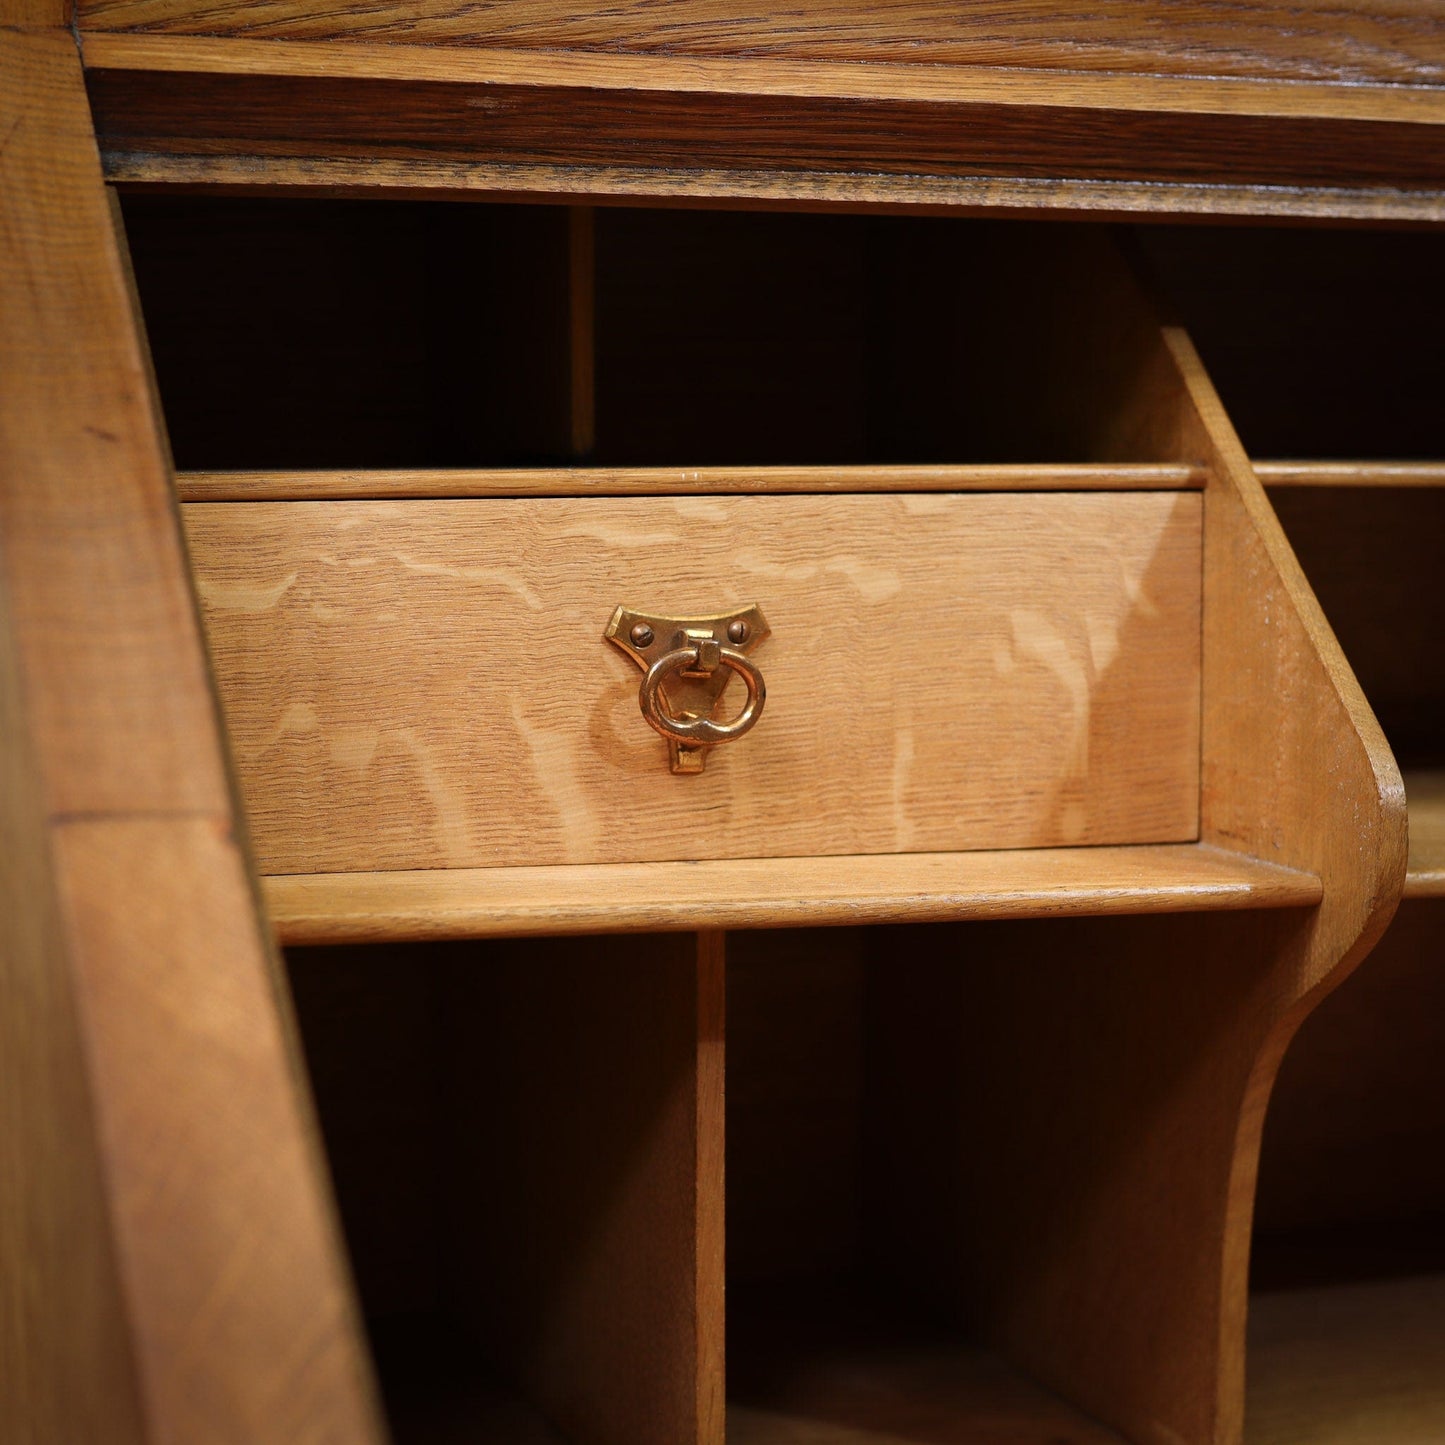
[1248,1274,1445,1445]
[74,2,1445,88]
[54,819,386,1444]
[0,31,383,1445]
[77,32,1445,120]
[1257,462,1445,490]
[262,845,1321,945]
[0,533,147,1445]
[102,152,1445,226]
[184,492,1202,873]
[1405,770,1445,896]
[175,463,1206,502]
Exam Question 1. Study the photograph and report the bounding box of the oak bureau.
[1,5,1441,1445]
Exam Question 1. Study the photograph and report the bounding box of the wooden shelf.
[1406,770,1445,898]
[1248,1273,1445,1445]
[263,844,1321,944]
[727,1282,1125,1445]
[1256,462,1445,489]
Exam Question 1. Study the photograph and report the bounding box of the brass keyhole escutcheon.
[604,604,770,773]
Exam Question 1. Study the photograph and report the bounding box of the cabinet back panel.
[186,490,1202,872]
[1269,488,1445,769]
[121,197,577,469]
[1140,227,1445,461]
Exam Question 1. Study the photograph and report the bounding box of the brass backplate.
[605,604,771,773]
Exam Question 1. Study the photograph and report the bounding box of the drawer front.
[185,492,1201,872]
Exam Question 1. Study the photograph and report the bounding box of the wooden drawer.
[185,488,1202,873]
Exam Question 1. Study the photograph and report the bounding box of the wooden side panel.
[185,492,1202,872]
[0,578,148,1445]
[861,314,1403,1445]
[52,820,384,1444]
[0,33,384,1445]
[445,932,725,1445]
[72,0,1445,88]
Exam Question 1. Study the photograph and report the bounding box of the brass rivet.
[630,623,655,648]
[727,620,748,644]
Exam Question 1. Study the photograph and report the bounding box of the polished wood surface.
[175,462,1206,502]
[0,26,382,1445]
[185,492,1202,873]
[263,845,1323,945]
[1248,1274,1445,1445]
[75,2,1445,87]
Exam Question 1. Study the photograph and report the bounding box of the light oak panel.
[74,1,1445,88]
[0,31,383,1445]
[264,845,1321,945]
[0,539,147,1445]
[186,492,1202,874]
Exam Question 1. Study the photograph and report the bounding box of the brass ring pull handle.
[604,603,772,774]
[639,644,766,746]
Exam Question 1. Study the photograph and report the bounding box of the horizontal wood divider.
[176,463,1206,501]
[1255,461,1445,489]
[261,844,1323,944]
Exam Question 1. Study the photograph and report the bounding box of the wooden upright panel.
[185,491,1202,873]
[0,31,383,1445]
[863,259,1404,1445]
